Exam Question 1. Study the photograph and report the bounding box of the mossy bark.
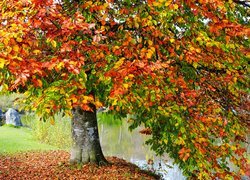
[70,106,107,165]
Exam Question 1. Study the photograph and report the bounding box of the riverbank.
[0,150,159,179]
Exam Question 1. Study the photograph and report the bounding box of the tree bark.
[70,106,108,165]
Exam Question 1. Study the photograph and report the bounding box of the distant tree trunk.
[70,106,107,165]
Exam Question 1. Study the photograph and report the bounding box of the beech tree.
[0,0,249,178]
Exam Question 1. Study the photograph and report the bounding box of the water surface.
[98,118,185,180]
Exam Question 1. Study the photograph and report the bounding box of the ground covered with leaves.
[0,150,159,180]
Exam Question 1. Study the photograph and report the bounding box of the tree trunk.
[70,106,108,165]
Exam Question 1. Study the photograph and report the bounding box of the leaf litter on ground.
[0,150,160,179]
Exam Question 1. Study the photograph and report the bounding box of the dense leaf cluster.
[0,0,249,178]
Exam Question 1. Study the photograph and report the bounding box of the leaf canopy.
[0,0,249,178]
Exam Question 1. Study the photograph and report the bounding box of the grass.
[0,125,58,154]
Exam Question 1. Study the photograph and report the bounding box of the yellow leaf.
[214,62,222,69]
[128,74,134,79]
[150,47,155,52]
[206,42,212,47]
[177,17,184,23]
[73,97,78,103]
[114,58,125,69]
[0,83,8,91]
[56,62,64,70]
[193,62,198,68]
[233,77,237,83]
[45,108,50,113]
[196,37,202,42]
[13,56,23,61]
[134,22,139,29]
[85,1,93,6]
[176,137,185,145]
[33,50,41,55]
[13,45,19,52]
[173,4,179,10]
[5,47,11,54]
[165,0,172,6]
[60,88,65,94]
[123,83,129,89]
[82,99,88,104]
[231,145,237,151]
[85,96,94,101]
[50,118,55,125]
[189,46,195,51]
[16,37,22,42]
[148,40,153,46]
[95,101,103,108]
[0,30,6,37]
[198,137,206,143]
[37,79,43,87]
[196,48,201,53]
[170,38,175,43]
[146,51,153,59]
[112,99,118,106]
[138,37,142,43]
[158,106,163,110]
[46,38,51,43]
[127,23,132,28]
[113,46,120,50]
[3,38,9,46]
[51,40,57,48]
[0,58,5,68]
[11,23,17,28]
[65,110,72,117]
[153,1,160,6]
[228,44,235,49]
[66,99,72,107]
[103,2,109,8]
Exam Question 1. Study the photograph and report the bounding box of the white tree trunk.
[70,106,107,165]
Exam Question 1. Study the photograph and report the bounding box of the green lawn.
[0,126,58,154]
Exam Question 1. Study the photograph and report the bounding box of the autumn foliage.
[0,151,158,179]
[0,0,249,178]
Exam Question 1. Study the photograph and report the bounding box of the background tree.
[0,0,249,178]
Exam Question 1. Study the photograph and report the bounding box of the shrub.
[0,93,23,111]
[20,111,123,150]
[21,112,72,149]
